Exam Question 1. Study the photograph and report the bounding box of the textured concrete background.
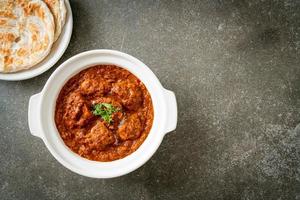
[0,0,300,199]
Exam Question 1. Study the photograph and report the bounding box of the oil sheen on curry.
[55,65,154,161]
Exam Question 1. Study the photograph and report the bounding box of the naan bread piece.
[0,0,54,73]
[44,0,66,41]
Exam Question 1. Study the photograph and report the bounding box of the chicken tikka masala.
[55,65,153,161]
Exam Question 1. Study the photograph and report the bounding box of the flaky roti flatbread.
[0,0,55,73]
[44,0,66,41]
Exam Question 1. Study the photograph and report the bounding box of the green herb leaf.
[92,103,119,123]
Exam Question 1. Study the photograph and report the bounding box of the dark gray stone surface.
[0,0,300,199]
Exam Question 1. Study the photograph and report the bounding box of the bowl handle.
[163,89,178,134]
[28,93,43,139]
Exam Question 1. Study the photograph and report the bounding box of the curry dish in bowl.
[55,65,154,161]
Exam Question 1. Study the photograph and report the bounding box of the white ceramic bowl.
[0,0,73,81]
[28,50,177,178]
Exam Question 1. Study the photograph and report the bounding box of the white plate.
[0,0,73,81]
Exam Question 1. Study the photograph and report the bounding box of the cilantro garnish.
[92,103,119,123]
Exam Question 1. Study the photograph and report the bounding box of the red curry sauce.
[55,65,154,161]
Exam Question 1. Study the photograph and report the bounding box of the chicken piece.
[80,78,111,96]
[111,80,142,110]
[91,97,122,109]
[63,92,93,128]
[117,113,143,140]
[84,121,115,150]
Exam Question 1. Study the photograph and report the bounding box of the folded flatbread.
[0,0,55,73]
[44,0,66,41]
